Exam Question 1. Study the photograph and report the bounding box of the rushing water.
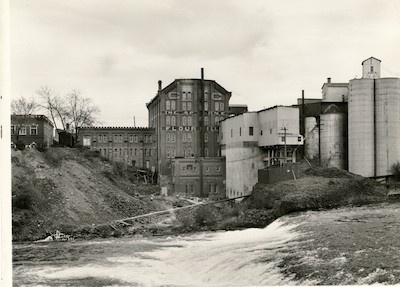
[13,220,305,287]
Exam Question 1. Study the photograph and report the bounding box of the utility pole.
[281,126,287,164]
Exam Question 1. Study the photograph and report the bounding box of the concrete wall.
[322,84,348,102]
[348,78,375,177]
[375,78,400,176]
[304,117,319,160]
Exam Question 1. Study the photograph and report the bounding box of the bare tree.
[66,89,100,139]
[11,96,39,142]
[36,86,68,131]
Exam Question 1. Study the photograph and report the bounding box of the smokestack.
[327,77,331,83]
[158,80,162,91]
[201,68,204,81]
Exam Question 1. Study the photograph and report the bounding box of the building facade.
[146,70,231,195]
[11,114,54,148]
[221,106,303,198]
[77,127,157,170]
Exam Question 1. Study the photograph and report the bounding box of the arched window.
[171,100,176,110]
[183,133,187,142]
[188,116,192,126]
[215,116,219,125]
[187,92,192,101]
[182,92,186,101]
[204,102,208,111]
[204,116,209,126]
[182,116,187,126]
[166,100,171,110]
[171,115,176,126]
[166,115,170,126]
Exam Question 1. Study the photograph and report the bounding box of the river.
[13,202,400,286]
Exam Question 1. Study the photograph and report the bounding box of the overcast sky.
[10,0,400,127]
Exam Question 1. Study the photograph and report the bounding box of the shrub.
[194,205,218,227]
[391,162,400,182]
[13,192,33,210]
[16,140,25,150]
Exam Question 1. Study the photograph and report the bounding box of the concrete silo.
[320,105,346,169]
[348,78,375,177]
[304,117,319,160]
[375,78,400,176]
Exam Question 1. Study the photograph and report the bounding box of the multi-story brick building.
[77,127,157,170]
[11,114,54,148]
[146,69,230,196]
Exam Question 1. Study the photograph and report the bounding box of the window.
[187,102,192,111]
[132,160,136,167]
[217,166,221,172]
[146,160,150,169]
[149,135,152,142]
[281,136,286,142]
[298,136,302,142]
[215,102,219,111]
[209,184,214,194]
[171,100,176,110]
[19,126,27,135]
[119,135,123,143]
[130,148,133,155]
[249,127,254,136]
[166,148,170,158]
[182,92,186,101]
[204,116,208,126]
[11,125,15,135]
[103,135,107,143]
[205,92,209,100]
[182,102,187,111]
[166,115,171,126]
[215,183,218,194]
[220,102,224,111]
[371,66,374,72]
[231,129,233,138]
[270,128,272,134]
[204,102,208,111]
[205,133,208,142]
[182,116,187,126]
[183,133,187,142]
[83,135,91,146]
[215,116,219,125]
[188,147,192,157]
[171,133,176,142]
[166,100,171,110]
[144,135,148,143]
[188,116,192,126]
[188,133,192,142]
[187,92,192,101]
[114,148,118,157]
[119,148,122,156]
[261,130,263,135]
[205,148,208,157]
[129,135,134,143]
[30,125,37,135]
[135,148,138,156]
[166,133,170,142]
[239,127,241,136]
[171,116,176,126]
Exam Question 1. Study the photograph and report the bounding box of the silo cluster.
[348,77,400,177]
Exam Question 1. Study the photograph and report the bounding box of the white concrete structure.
[221,106,303,198]
[322,78,349,102]
[348,57,400,177]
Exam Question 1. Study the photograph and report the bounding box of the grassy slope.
[11,148,163,241]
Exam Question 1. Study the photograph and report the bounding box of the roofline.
[321,82,349,89]
[362,57,381,64]
[146,78,231,108]
[78,126,155,131]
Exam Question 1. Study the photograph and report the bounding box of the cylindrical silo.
[375,78,400,176]
[320,109,346,169]
[348,78,375,177]
[305,117,319,160]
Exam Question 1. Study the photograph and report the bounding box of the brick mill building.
[77,127,157,170]
[146,69,231,198]
[11,114,54,148]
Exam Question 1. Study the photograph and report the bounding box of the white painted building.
[220,106,303,198]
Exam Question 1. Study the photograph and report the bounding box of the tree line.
[11,86,100,141]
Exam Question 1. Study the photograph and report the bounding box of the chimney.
[201,68,204,81]
[327,77,331,83]
[158,80,162,91]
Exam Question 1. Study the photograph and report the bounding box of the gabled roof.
[362,57,381,64]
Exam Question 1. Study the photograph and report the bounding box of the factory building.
[77,127,157,170]
[348,57,400,177]
[146,69,231,197]
[221,106,303,198]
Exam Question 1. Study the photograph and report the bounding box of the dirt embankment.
[11,147,172,241]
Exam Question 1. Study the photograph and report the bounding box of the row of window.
[95,134,153,144]
[165,115,222,126]
[98,147,155,157]
[166,100,225,112]
[165,147,216,158]
[11,125,38,136]
[182,165,221,173]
